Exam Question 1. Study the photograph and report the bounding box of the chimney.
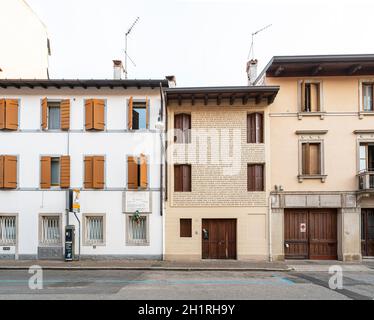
[113,60,123,80]
[165,75,177,88]
[246,59,258,86]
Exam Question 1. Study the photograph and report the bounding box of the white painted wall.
[0,87,164,259]
[0,0,49,79]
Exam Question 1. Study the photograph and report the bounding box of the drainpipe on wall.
[268,194,273,262]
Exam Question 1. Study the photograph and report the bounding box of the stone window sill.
[298,174,327,183]
[359,111,374,119]
[297,112,326,120]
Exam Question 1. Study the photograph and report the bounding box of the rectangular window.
[363,83,374,111]
[247,164,264,191]
[84,156,105,189]
[84,216,104,245]
[180,219,192,237]
[359,143,374,171]
[302,143,321,175]
[50,158,60,186]
[174,164,191,192]
[301,81,321,112]
[40,215,61,245]
[127,154,148,190]
[0,155,18,189]
[0,216,16,245]
[127,215,148,245]
[174,113,191,143]
[48,102,61,130]
[0,99,19,131]
[247,113,263,143]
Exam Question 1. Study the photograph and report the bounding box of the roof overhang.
[0,79,169,89]
[164,86,280,106]
[256,54,374,82]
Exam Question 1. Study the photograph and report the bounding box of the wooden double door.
[284,209,337,260]
[361,209,374,257]
[202,219,236,259]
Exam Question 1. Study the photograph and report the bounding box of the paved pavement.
[0,269,373,300]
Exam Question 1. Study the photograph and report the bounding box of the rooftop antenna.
[248,24,272,60]
[125,16,140,79]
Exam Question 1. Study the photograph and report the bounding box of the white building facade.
[0,79,168,260]
[0,0,50,79]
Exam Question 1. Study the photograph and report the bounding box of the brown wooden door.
[202,219,236,259]
[285,209,337,260]
[362,209,374,257]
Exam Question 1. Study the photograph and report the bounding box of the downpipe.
[268,194,273,262]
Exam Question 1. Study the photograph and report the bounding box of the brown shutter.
[174,165,182,192]
[127,156,138,189]
[0,156,4,188]
[84,156,93,189]
[40,156,51,189]
[140,154,148,189]
[183,114,191,143]
[128,97,133,130]
[247,113,257,143]
[255,164,264,191]
[3,156,17,189]
[256,113,263,143]
[93,156,105,189]
[183,165,191,191]
[41,98,48,129]
[60,99,70,130]
[300,81,306,111]
[60,156,70,188]
[174,114,183,143]
[4,99,18,130]
[247,165,254,191]
[85,99,93,130]
[180,219,192,237]
[93,99,105,131]
[309,143,320,175]
[0,99,5,129]
[145,97,149,129]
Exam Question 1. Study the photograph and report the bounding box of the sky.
[27,0,374,87]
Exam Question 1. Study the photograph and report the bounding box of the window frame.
[38,213,62,246]
[247,112,264,144]
[82,213,106,246]
[247,163,265,192]
[298,139,326,182]
[126,214,149,246]
[298,80,324,117]
[82,154,106,190]
[126,154,149,190]
[0,98,20,131]
[83,98,107,132]
[47,101,61,130]
[0,213,18,246]
[180,218,192,238]
[174,164,192,192]
[128,98,150,131]
[360,81,374,113]
[174,113,191,144]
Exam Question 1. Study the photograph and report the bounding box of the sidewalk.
[0,259,291,271]
[1,259,373,272]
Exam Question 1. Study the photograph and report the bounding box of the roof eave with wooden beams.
[164,86,280,107]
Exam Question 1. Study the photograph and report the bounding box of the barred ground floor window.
[0,215,17,245]
[84,214,105,246]
[40,215,61,245]
[127,214,149,245]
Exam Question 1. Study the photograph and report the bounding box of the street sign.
[300,223,307,233]
[72,189,80,212]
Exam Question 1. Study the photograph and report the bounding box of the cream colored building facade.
[257,55,374,261]
[0,0,50,79]
[164,87,279,261]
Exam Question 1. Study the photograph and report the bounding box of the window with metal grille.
[0,216,16,245]
[40,216,61,245]
[85,216,104,245]
[127,215,148,245]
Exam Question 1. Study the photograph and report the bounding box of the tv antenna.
[248,24,272,60]
[125,16,140,79]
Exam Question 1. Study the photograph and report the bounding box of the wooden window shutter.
[40,156,51,189]
[0,99,5,129]
[4,99,19,130]
[3,156,17,189]
[84,156,93,189]
[255,164,264,191]
[145,97,149,129]
[309,143,321,175]
[247,113,257,143]
[174,114,183,143]
[93,99,105,131]
[174,165,182,192]
[85,99,93,130]
[0,156,4,188]
[300,81,306,111]
[41,98,48,129]
[183,114,191,143]
[256,113,263,143]
[60,99,70,130]
[60,156,70,188]
[128,97,133,130]
[180,219,192,237]
[93,156,105,189]
[183,165,191,191]
[247,165,254,191]
[127,156,138,189]
[140,154,148,189]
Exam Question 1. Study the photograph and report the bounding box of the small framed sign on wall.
[123,191,151,214]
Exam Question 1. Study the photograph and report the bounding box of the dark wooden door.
[202,219,236,259]
[284,210,309,259]
[362,209,374,257]
[285,209,337,260]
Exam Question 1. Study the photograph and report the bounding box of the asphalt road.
[0,269,373,300]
